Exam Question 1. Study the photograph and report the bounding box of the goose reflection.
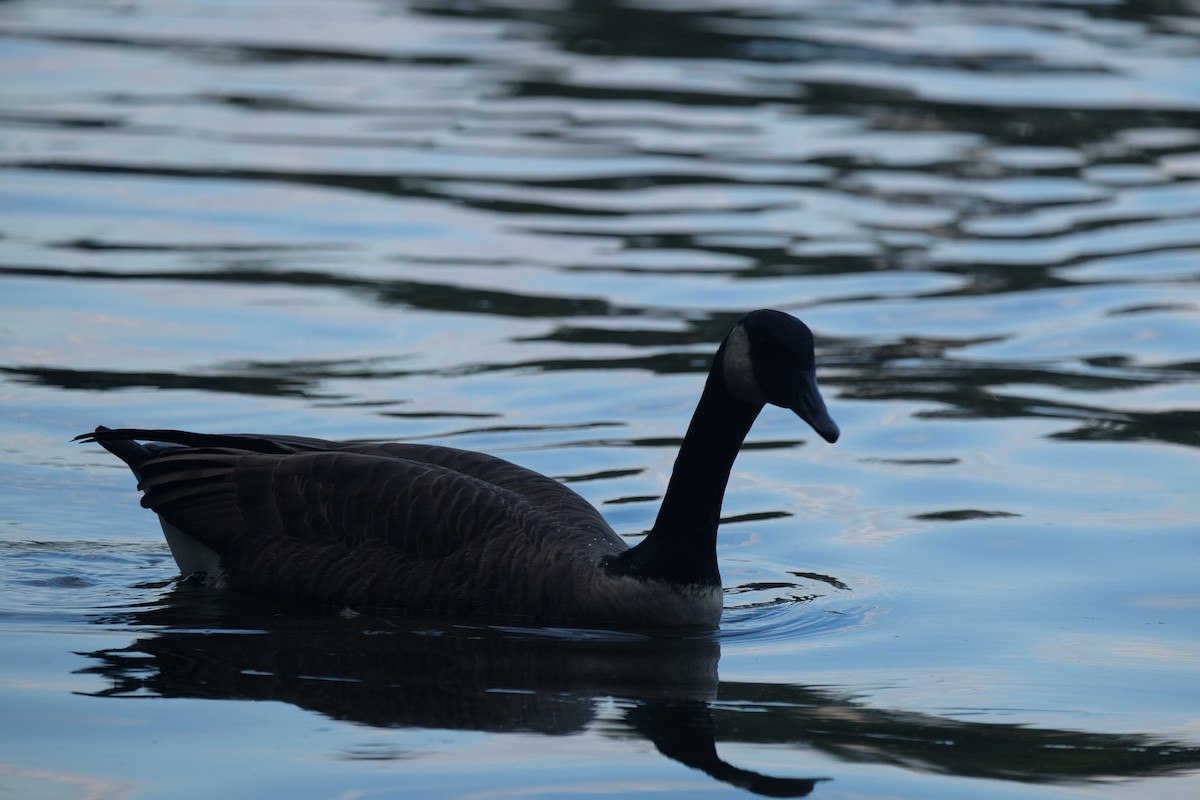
[78,586,1200,795]
[80,585,823,797]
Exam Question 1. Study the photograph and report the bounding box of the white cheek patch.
[722,325,766,407]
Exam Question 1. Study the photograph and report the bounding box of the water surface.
[2,1,1199,798]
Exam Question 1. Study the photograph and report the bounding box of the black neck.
[606,351,761,585]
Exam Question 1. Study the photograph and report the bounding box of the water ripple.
[3,2,1200,795]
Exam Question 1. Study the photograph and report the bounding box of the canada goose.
[78,309,839,628]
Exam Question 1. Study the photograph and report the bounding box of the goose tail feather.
[75,427,313,469]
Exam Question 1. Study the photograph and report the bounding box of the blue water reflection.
[2,0,1199,798]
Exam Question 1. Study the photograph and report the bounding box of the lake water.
[2,0,1199,798]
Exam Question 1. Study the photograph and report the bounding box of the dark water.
[2,1,1199,798]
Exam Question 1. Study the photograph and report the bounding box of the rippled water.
[2,1,1200,798]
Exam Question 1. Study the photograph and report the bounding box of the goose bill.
[789,370,840,444]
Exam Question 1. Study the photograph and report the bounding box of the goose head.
[719,309,840,443]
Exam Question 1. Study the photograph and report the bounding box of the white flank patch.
[160,519,226,587]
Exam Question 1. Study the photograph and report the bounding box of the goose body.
[79,309,839,628]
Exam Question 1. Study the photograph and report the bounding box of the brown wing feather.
[123,436,626,619]
[81,428,613,536]
[330,442,614,533]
